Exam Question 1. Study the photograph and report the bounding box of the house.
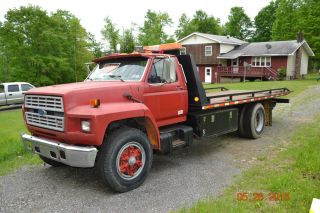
[178,32,315,83]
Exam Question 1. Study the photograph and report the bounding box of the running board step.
[159,125,193,154]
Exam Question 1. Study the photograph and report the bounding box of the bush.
[278,67,286,80]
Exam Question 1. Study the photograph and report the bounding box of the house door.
[205,67,212,83]
[232,58,239,73]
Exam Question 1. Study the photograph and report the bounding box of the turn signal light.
[90,99,100,108]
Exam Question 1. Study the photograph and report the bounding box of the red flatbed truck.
[21,52,290,192]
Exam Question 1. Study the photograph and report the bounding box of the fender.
[67,102,160,148]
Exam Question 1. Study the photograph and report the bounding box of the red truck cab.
[21,52,290,192]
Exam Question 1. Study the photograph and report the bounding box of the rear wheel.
[243,103,266,139]
[238,105,248,137]
[97,127,153,192]
[39,155,63,167]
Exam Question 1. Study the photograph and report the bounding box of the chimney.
[297,31,304,43]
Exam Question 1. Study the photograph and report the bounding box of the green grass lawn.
[178,115,320,213]
[0,109,40,175]
[204,73,320,98]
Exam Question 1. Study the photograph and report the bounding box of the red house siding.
[271,56,287,71]
[239,57,252,66]
[198,66,205,82]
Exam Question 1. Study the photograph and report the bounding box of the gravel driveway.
[1,85,320,213]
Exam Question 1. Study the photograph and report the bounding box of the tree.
[101,17,120,52]
[254,0,279,41]
[120,28,135,53]
[87,33,103,58]
[48,10,93,83]
[175,14,195,40]
[299,0,320,69]
[272,0,303,40]
[270,0,320,69]
[192,10,223,35]
[225,7,253,41]
[175,11,223,40]
[138,10,173,45]
[0,6,93,85]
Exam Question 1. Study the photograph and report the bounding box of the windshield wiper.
[108,75,124,82]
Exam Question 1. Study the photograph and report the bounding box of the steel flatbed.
[202,87,290,110]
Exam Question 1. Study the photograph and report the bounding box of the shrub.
[278,67,286,80]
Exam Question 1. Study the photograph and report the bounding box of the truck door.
[0,84,6,106]
[6,84,22,104]
[143,57,187,126]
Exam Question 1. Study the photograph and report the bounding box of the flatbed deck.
[202,87,290,110]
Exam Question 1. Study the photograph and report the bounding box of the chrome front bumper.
[21,133,98,168]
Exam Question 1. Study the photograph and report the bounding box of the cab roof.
[93,53,173,63]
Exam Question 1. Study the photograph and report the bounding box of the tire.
[243,103,266,139]
[39,155,64,167]
[97,127,153,192]
[238,105,248,137]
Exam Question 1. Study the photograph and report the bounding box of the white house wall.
[300,47,309,75]
[286,54,296,79]
[220,44,236,54]
[179,35,217,45]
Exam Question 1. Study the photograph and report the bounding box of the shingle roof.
[218,40,315,59]
[178,32,247,45]
[195,33,247,45]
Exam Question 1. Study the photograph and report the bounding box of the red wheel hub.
[119,145,143,176]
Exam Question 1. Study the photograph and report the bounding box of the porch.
[213,66,279,81]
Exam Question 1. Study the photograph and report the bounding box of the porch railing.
[214,66,279,80]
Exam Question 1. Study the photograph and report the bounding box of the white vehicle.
[0,82,35,106]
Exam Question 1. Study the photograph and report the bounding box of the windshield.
[87,57,149,81]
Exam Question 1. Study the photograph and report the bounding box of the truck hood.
[26,81,143,111]
[27,81,136,96]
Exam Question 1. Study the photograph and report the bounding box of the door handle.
[176,86,184,90]
[8,94,13,96]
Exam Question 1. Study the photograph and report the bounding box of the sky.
[0,0,271,45]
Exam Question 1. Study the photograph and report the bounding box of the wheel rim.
[255,109,264,133]
[116,142,146,180]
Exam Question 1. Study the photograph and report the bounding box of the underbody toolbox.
[188,108,238,137]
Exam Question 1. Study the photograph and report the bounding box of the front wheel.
[97,127,153,192]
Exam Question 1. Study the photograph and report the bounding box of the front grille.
[25,95,64,131]
[25,112,64,131]
[25,95,63,112]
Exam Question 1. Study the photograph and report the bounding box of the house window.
[252,57,271,67]
[180,47,186,55]
[206,69,211,75]
[205,46,212,56]
[232,59,238,66]
[266,57,271,66]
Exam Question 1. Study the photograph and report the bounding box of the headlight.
[81,120,91,132]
